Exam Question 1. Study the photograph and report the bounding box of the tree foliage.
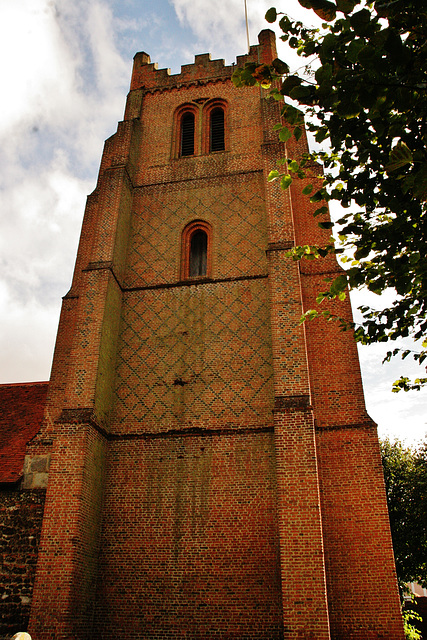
[380,438,427,595]
[232,0,427,390]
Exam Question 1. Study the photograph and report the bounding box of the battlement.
[129,29,277,92]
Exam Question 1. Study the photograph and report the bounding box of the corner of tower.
[236,29,277,67]
[130,51,172,90]
[257,29,278,63]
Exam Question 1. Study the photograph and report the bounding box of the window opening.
[189,231,207,277]
[181,220,212,280]
[181,112,195,156]
[210,108,225,152]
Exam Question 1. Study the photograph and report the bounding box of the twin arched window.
[181,221,212,280]
[177,101,227,158]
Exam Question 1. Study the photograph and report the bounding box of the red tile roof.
[0,382,48,483]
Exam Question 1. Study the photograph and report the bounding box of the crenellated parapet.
[129,29,277,94]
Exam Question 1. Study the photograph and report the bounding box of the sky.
[0,0,425,446]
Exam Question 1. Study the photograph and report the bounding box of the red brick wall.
[99,56,282,637]
[113,280,274,433]
[124,174,268,289]
[29,425,107,640]
[95,431,282,639]
[317,426,403,638]
[290,167,403,637]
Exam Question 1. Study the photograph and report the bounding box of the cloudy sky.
[0,0,425,445]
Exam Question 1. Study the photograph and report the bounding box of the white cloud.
[87,2,128,93]
[0,0,129,176]
[170,0,321,67]
[0,0,68,135]
[349,283,427,444]
[0,280,59,383]
[1,155,90,292]
[172,0,249,55]
[358,340,427,446]
[0,0,129,383]
[0,155,92,383]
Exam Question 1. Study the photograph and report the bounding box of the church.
[0,30,404,640]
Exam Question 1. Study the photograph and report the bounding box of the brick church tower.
[24,30,404,639]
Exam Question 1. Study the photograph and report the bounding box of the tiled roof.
[0,382,48,483]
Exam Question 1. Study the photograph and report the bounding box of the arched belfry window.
[181,112,195,156]
[202,100,227,155]
[210,107,225,152]
[174,101,227,158]
[181,221,212,280]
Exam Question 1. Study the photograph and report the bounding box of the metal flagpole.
[244,0,250,53]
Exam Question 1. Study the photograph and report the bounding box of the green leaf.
[268,169,280,181]
[280,75,303,96]
[335,0,359,13]
[288,160,300,172]
[231,65,257,88]
[301,309,319,323]
[313,206,328,217]
[310,190,324,203]
[316,292,329,303]
[280,174,293,190]
[409,252,420,265]
[385,142,413,173]
[270,88,285,101]
[281,104,304,126]
[265,7,277,23]
[290,84,313,100]
[315,63,333,84]
[320,33,336,60]
[412,164,427,200]
[318,221,334,229]
[294,126,303,141]
[272,58,290,75]
[279,127,292,142]
[302,184,314,195]
[357,44,377,65]
[302,39,317,56]
[278,15,292,31]
[350,8,372,35]
[330,274,348,295]
[314,127,329,143]
[354,245,371,259]
[336,99,362,118]
[298,0,336,21]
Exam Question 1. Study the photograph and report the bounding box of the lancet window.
[181,221,212,280]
